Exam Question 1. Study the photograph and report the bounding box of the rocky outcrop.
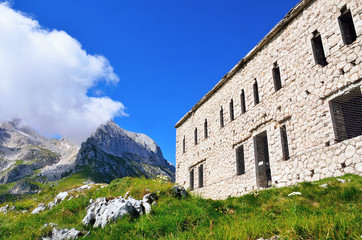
[9,181,40,195]
[32,183,104,214]
[74,120,175,183]
[42,226,84,240]
[82,193,157,228]
[171,185,188,199]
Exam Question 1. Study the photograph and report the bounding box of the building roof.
[175,0,313,128]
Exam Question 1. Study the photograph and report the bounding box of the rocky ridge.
[73,120,175,183]
[0,119,79,184]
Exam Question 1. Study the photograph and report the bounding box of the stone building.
[175,0,362,199]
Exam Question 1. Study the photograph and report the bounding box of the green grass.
[0,174,360,239]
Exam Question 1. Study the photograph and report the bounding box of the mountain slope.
[0,119,79,184]
[74,120,175,183]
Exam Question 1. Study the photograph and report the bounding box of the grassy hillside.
[0,174,360,239]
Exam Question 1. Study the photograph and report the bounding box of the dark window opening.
[254,131,272,188]
[311,31,328,66]
[280,125,290,160]
[273,62,282,91]
[204,119,208,139]
[198,164,204,188]
[236,145,245,175]
[190,169,194,190]
[229,99,234,121]
[220,107,224,128]
[194,128,198,145]
[253,80,260,105]
[240,89,246,114]
[182,136,186,153]
[330,87,362,142]
[338,7,357,45]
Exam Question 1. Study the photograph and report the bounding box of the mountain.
[73,120,175,183]
[0,119,174,186]
[0,119,79,184]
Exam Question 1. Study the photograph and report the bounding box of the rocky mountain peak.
[76,121,175,182]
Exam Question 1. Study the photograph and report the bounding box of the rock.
[42,227,83,240]
[41,223,58,230]
[337,178,346,183]
[55,192,69,202]
[345,145,356,158]
[74,184,92,192]
[141,193,158,214]
[319,183,328,188]
[32,203,46,214]
[287,192,302,197]
[356,163,362,172]
[9,181,40,195]
[142,192,158,204]
[0,204,9,214]
[171,185,188,198]
[82,193,155,228]
[124,191,130,199]
[257,236,279,240]
[47,191,70,210]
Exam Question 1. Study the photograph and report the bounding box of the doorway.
[254,131,272,188]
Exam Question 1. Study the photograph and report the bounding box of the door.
[254,131,272,188]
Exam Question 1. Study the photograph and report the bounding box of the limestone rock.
[9,181,40,195]
[0,204,9,214]
[337,178,346,183]
[287,192,302,197]
[344,145,356,158]
[42,227,83,240]
[171,185,188,198]
[83,192,157,228]
[356,163,362,173]
[82,197,140,228]
[32,203,46,214]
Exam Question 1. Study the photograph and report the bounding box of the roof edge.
[175,0,313,128]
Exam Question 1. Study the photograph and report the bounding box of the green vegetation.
[0,174,360,239]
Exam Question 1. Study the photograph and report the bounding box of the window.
[329,87,362,142]
[229,99,234,121]
[280,125,290,160]
[272,62,282,91]
[194,128,198,145]
[253,80,260,105]
[198,164,204,188]
[190,169,194,190]
[182,136,186,153]
[204,119,208,139]
[236,145,245,175]
[240,89,246,114]
[220,107,224,128]
[311,31,328,66]
[338,7,357,45]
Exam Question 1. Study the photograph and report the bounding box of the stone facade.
[175,0,362,199]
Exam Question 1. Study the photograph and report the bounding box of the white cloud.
[0,2,127,145]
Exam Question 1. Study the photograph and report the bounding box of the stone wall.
[175,0,362,199]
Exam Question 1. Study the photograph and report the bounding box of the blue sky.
[2,0,300,165]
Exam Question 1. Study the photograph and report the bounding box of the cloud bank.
[0,3,126,144]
